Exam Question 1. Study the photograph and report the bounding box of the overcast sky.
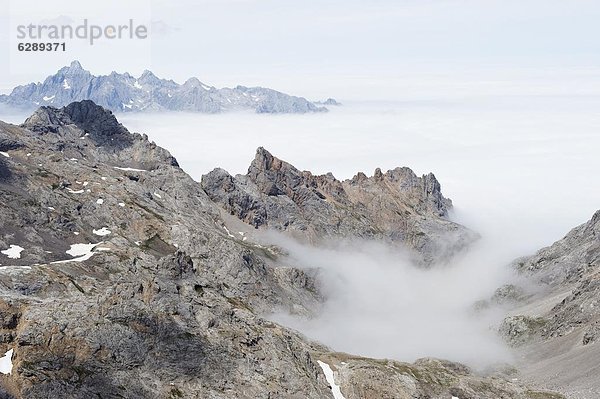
[1,0,600,100]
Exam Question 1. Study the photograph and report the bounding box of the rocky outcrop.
[493,210,600,397]
[515,210,600,286]
[202,147,477,265]
[499,316,548,347]
[0,61,327,114]
[316,353,564,399]
[22,100,134,149]
[504,210,600,340]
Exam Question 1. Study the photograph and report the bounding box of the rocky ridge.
[201,147,477,265]
[491,210,600,397]
[0,61,327,114]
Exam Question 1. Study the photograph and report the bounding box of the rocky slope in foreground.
[496,211,600,398]
[0,61,327,114]
[0,101,561,398]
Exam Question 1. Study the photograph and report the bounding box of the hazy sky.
[2,0,600,100]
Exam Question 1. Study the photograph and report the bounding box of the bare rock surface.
[202,147,477,265]
[0,101,328,398]
[492,210,600,398]
[316,353,564,399]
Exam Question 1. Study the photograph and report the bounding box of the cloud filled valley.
[268,235,516,368]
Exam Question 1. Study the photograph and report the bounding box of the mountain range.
[0,100,590,398]
[0,61,330,114]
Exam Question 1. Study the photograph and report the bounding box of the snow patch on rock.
[114,166,147,172]
[1,245,24,259]
[0,349,13,374]
[67,188,85,194]
[317,361,346,399]
[52,243,101,264]
[93,227,111,236]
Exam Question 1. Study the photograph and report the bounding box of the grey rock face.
[508,210,600,339]
[582,323,600,346]
[492,284,528,306]
[0,101,330,398]
[202,147,477,265]
[499,316,548,347]
[492,210,600,397]
[515,210,600,286]
[0,61,327,114]
[316,353,564,399]
[22,100,135,150]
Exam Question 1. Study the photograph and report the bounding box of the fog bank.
[269,235,515,368]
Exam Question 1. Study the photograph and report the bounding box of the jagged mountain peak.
[22,100,127,138]
[19,100,178,168]
[497,209,600,393]
[140,69,156,78]
[0,106,331,397]
[69,60,82,69]
[182,77,203,88]
[62,100,129,137]
[516,208,600,285]
[139,69,161,84]
[250,146,291,173]
[57,60,88,76]
[203,147,474,264]
[248,147,450,214]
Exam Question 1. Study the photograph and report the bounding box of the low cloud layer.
[268,234,516,368]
